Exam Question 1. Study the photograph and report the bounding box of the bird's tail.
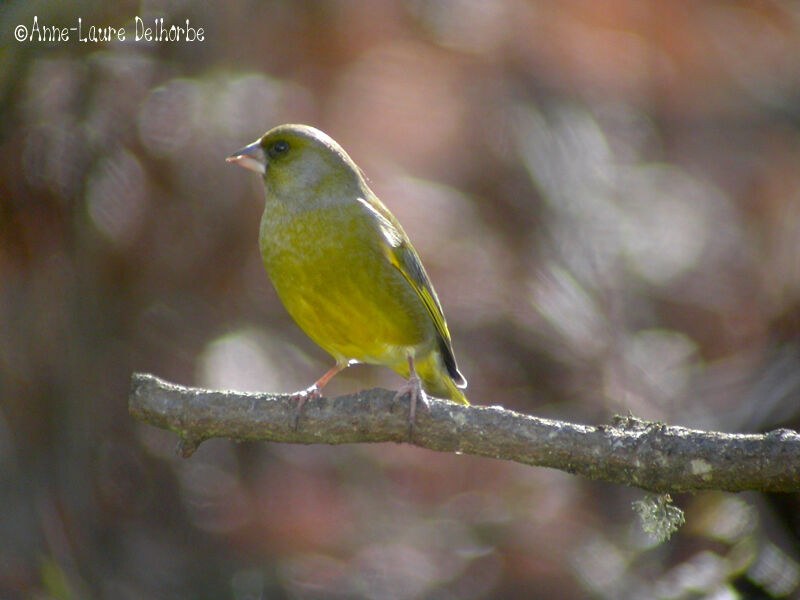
[413,352,469,406]
[442,375,469,405]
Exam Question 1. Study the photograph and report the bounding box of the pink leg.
[393,355,429,435]
[291,363,346,428]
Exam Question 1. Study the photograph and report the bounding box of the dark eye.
[268,140,290,158]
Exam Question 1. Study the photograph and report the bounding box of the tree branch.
[129,372,800,494]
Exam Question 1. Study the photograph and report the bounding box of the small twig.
[129,372,800,494]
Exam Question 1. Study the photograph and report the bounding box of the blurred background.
[2,1,800,598]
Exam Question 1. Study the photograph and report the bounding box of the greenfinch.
[227,124,467,424]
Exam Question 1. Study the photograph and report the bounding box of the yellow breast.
[259,203,433,367]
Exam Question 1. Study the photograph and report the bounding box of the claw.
[290,363,346,430]
[393,356,429,440]
[290,384,322,430]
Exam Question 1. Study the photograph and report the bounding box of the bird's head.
[227,124,363,201]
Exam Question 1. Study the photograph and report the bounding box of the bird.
[227,124,467,427]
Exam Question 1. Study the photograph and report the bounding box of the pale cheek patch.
[286,152,327,190]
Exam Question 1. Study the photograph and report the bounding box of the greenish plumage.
[228,124,467,419]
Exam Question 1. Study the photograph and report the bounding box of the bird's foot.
[290,384,322,430]
[393,373,429,440]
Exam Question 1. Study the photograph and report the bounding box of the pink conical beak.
[226,140,266,174]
